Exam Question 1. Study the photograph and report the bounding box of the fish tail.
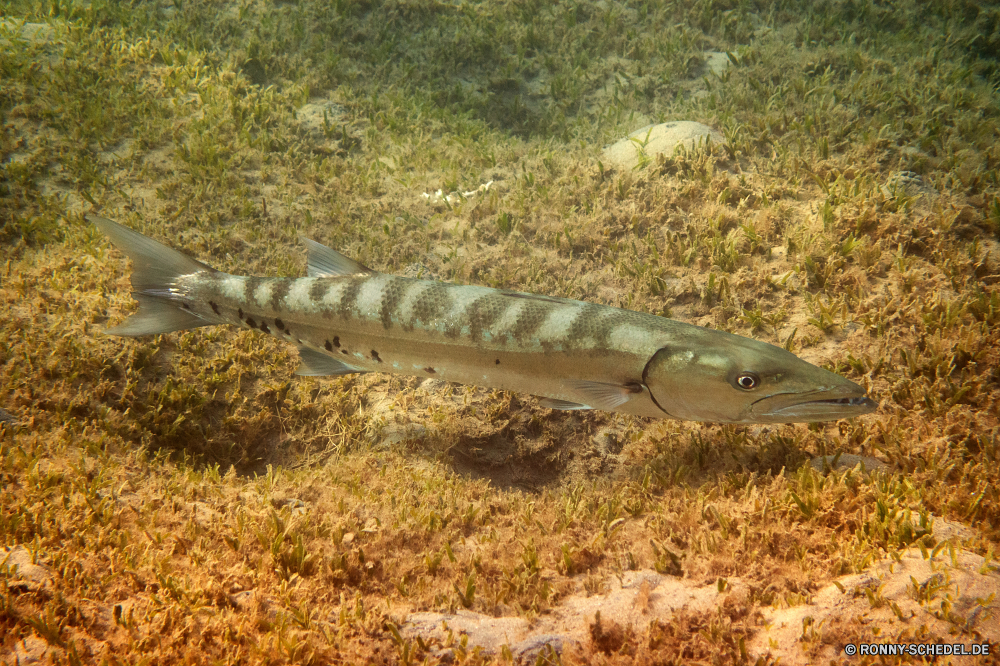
[90,215,219,336]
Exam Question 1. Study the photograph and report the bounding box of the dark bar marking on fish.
[510,299,555,344]
[238,307,244,320]
[260,322,270,334]
[566,303,599,343]
[410,282,450,328]
[370,350,382,363]
[269,281,289,313]
[379,277,407,330]
[325,340,333,351]
[210,301,220,315]
[275,318,285,331]
[333,336,340,348]
[338,276,366,319]
[425,367,436,374]
[572,305,648,350]
[495,358,500,365]
[467,293,512,343]
[309,279,328,308]
[443,290,487,339]
[243,277,260,306]
[246,317,257,329]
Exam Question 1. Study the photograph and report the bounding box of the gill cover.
[642,345,757,422]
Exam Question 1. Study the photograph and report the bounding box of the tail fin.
[90,215,219,337]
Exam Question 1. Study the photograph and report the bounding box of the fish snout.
[752,383,877,423]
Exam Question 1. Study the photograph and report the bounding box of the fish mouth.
[752,391,877,423]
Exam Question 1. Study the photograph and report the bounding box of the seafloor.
[1,1,999,664]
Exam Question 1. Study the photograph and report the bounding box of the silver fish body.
[91,215,876,423]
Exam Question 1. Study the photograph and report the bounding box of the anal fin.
[295,347,366,376]
[539,397,591,411]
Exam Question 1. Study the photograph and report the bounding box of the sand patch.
[750,548,1000,665]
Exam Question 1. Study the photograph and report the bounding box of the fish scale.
[91,215,878,424]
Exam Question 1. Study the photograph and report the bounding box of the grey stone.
[296,100,349,139]
[0,19,56,45]
[701,51,732,76]
[512,634,569,664]
[1,545,55,591]
[602,122,725,170]
[808,454,889,474]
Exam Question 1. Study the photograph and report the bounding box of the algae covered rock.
[602,121,724,169]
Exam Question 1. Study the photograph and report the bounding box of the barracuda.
[91,215,877,423]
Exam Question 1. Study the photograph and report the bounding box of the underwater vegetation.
[1,0,999,663]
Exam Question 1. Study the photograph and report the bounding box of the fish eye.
[734,372,761,390]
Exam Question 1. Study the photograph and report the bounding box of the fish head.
[642,328,877,423]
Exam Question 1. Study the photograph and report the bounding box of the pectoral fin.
[564,380,642,410]
[539,380,642,412]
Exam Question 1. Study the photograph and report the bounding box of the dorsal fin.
[300,237,375,277]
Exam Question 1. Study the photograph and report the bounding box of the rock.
[900,146,927,159]
[402,610,530,653]
[271,497,308,516]
[4,636,52,665]
[295,100,348,139]
[421,180,493,204]
[401,570,745,658]
[807,454,889,474]
[0,19,56,46]
[0,407,18,426]
[511,634,567,664]
[885,170,932,196]
[230,590,257,611]
[378,423,429,448]
[2,545,55,593]
[929,517,977,543]
[592,427,625,455]
[186,500,223,525]
[749,548,1000,665]
[601,122,725,170]
[701,51,732,76]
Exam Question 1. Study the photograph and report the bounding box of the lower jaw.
[762,409,871,422]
